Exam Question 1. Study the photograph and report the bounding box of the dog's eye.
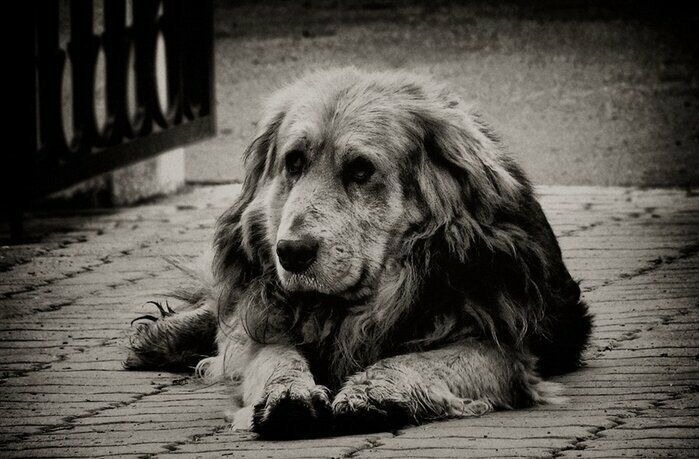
[284,150,306,176]
[344,157,375,185]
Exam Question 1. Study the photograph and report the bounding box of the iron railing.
[9,0,216,238]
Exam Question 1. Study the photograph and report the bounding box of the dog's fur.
[125,68,593,438]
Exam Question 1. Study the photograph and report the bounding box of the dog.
[125,67,593,439]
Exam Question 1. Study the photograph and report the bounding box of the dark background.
[186,0,698,188]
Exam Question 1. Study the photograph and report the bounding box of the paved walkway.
[0,185,697,458]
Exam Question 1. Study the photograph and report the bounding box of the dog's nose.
[276,238,319,273]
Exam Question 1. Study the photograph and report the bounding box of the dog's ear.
[237,109,287,207]
[410,102,570,348]
[410,103,525,262]
[213,108,286,285]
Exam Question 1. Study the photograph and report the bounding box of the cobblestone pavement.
[0,185,697,458]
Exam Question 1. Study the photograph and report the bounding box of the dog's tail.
[162,251,216,311]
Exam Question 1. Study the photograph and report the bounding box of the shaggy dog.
[125,68,593,439]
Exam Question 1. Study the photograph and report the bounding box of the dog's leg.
[124,301,217,371]
[332,339,563,433]
[229,344,332,439]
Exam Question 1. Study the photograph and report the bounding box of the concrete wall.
[110,148,185,206]
[48,148,185,207]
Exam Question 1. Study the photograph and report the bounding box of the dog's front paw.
[332,378,416,434]
[252,383,332,439]
[124,301,176,370]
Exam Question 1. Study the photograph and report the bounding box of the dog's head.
[215,68,525,302]
[258,75,413,298]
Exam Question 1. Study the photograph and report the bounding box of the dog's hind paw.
[129,301,176,326]
[123,301,179,370]
[252,383,332,439]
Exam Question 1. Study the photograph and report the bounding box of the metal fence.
[9,0,216,238]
